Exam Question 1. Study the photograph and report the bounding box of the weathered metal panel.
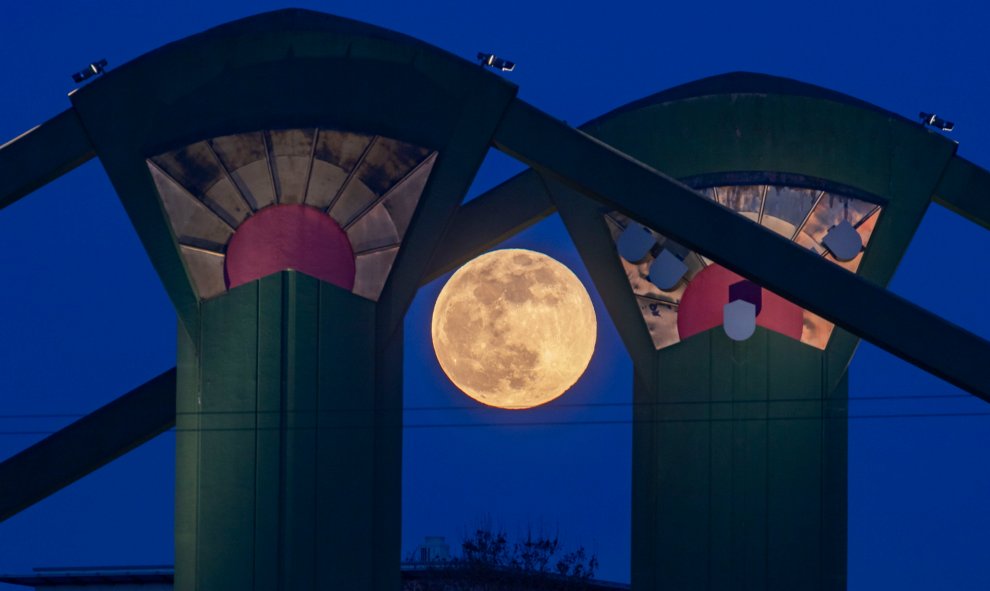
[728,330,770,589]
[633,327,836,590]
[767,331,826,589]
[175,271,397,591]
[281,273,320,589]
[254,274,283,590]
[822,373,849,591]
[641,332,712,589]
[196,279,259,591]
[316,281,378,589]
[630,370,658,591]
[373,325,405,591]
[174,324,199,591]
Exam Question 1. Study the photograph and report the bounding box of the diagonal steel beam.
[493,98,990,400]
[374,75,518,346]
[934,155,990,231]
[0,368,176,522]
[421,169,555,284]
[0,109,95,210]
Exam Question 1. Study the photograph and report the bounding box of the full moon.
[431,249,597,409]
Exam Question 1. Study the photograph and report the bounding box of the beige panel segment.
[149,162,233,251]
[314,130,374,172]
[229,160,276,211]
[180,245,227,300]
[357,137,432,195]
[203,176,251,227]
[269,129,314,157]
[353,247,399,302]
[762,215,797,239]
[211,133,274,211]
[269,129,316,204]
[329,179,376,227]
[305,160,349,209]
[346,204,399,254]
[151,142,224,195]
[211,132,267,169]
[152,142,251,227]
[381,153,437,237]
[272,156,312,204]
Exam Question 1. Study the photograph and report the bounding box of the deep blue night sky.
[1,1,989,588]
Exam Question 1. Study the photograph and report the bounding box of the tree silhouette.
[406,525,600,590]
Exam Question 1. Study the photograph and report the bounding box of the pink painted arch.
[224,204,356,291]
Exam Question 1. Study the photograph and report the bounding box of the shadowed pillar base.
[175,271,402,591]
[632,327,847,591]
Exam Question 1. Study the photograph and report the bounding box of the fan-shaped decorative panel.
[147,129,437,301]
[607,182,882,350]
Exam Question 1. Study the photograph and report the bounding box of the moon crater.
[432,249,597,409]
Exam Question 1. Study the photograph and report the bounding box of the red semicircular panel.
[677,264,803,342]
[224,204,356,291]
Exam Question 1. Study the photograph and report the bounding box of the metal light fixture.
[71,59,108,83]
[919,111,954,132]
[477,52,516,72]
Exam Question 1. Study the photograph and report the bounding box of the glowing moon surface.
[431,249,597,409]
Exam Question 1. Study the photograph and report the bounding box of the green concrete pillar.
[632,327,847,591]
[175,271,402,591]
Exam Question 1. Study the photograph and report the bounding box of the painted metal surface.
[176,271,399,591]
[632,329,848,590]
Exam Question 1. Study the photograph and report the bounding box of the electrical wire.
[0,409,988,437]
[0,392,978,420]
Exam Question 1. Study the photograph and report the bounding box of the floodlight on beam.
[920,111,954,132]
[477,52,516,72]
[71,59,107,83]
